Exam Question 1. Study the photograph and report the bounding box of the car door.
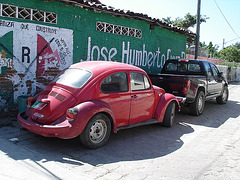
[99,72,131,127]
[203,62,215,96]
[209,63,223,95]
[129,72,155,125]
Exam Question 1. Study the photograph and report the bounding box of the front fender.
[154,93,180,123]
[67,100,116,138]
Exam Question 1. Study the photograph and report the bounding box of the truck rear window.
[162,62,202,74]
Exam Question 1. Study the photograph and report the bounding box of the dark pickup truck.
[149,59,229,116]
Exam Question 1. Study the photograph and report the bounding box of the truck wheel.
[216,86,228,104]
[190,90,205,116]
[163,101,176,127]
[80,113,111,149]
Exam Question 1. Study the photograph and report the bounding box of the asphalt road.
[0,83,240,180]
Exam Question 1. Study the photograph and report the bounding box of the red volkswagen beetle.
[18,61,180,148]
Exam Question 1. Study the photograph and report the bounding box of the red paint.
[18,61,179,139]
[37,34,61,76]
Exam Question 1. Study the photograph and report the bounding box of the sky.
[100,0,240,50]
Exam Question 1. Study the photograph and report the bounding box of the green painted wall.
[0,0,186,109]
[0,0,186,73]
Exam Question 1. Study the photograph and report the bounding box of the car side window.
[210,63,219,77]
[130,72,151,91]
[101,72,128,93]
[203,62,213,76]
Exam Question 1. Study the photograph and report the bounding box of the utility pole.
[222,38,225,49]
[195,0,201,59]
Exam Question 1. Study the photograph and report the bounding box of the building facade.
[0,0,194,110]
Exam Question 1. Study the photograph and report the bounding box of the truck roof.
[167,59,209,63]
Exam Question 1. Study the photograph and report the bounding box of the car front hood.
[30,86,77,124]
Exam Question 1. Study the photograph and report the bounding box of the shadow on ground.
[0,98,239,167]
[0,115,193,167]
[179,99,240,128]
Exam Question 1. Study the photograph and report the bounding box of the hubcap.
[222,87,227,101]
[170,104,176,121]
[89,119,107,144]
[198,95,204,112]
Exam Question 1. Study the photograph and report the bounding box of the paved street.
[0,83,240,180]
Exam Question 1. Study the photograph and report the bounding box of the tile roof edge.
[49,0,196,38]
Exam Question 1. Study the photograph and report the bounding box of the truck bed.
[149,74,205,97]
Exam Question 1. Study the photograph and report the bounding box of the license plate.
[32,101,47,110]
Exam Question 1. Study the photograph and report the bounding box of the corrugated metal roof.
[50,0,196,38]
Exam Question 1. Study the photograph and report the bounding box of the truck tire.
[163,101,176,127]
[80,113,111,149]
[216,86,228,104]
[190,90,205,116]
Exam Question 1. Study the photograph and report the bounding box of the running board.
[117,119,159,132]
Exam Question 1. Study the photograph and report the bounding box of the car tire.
[216,86,228,104]
[80,113,111,149]
[190,90,205,116]
[163,101,176,127]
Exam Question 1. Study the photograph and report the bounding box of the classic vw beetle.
[18,61,180,148]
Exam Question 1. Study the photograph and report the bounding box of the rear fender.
[67,100,116,138]
[154,93,180,122]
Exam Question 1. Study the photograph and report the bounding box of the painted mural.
[0,19,73,108]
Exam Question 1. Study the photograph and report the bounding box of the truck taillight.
[27,97,36,108]
[66,108,78,122]
[183,79,190,95]
[179,59,189,62]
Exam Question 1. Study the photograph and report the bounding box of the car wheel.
[163,101,176,127]
[190,90,205,116]
[216,86,228,104]
[80,113,111,149]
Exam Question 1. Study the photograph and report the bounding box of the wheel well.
[198,86,205,94]
[173,100,180,112]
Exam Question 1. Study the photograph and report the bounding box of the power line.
[214,0,240,39]
[225,37,240,44]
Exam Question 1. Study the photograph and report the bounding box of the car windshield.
[51,68,92,88]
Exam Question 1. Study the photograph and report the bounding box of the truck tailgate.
[149,74,189,97]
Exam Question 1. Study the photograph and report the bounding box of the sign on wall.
[0,19,73,101]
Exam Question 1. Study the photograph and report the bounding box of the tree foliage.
[200,41,219,57]
[162,13,209,30]
[218,45,240,62]
[162,13,209,48]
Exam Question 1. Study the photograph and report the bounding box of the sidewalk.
[0,137,91,180]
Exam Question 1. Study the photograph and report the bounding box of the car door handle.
[131,95,138,98]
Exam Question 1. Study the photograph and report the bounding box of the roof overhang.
[46,0,196,39]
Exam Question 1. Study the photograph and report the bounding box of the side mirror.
[218,72,223,77]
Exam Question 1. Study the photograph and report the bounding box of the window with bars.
[96,21,142,38]
[0,3,57,24]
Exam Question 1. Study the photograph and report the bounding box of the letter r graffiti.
[22,46,30,63]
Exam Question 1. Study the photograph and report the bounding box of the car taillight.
[183,79,190,95]
[27,97,36,108]
[66,107,78,122]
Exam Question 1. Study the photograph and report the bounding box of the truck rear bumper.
[176,96,187,104]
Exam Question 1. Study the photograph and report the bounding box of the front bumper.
[17,112,73,138]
